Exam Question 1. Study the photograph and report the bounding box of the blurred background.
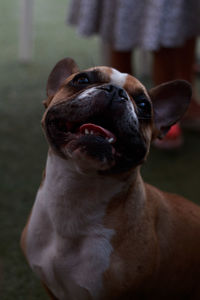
[0,0,200,299]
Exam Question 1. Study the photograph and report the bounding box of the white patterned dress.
[67,0,200,51]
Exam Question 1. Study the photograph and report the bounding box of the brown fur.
[21,59,197,299]
[103,182,200,299]
[43,283,59,300]
[20,211,32,258]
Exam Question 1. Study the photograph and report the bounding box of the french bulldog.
[21,58,200,299]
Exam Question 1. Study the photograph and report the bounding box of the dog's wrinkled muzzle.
[44,84,148,173]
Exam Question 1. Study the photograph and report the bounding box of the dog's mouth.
[55,116,119,157]
[45,105,147,173]
[46,110,119,150]
[77,123,116,144]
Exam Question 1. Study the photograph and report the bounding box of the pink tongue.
[79,123,116,142]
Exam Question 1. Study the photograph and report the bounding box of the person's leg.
[152,42,195,149]
[153,47,175,85]
[152,38,200,149]
[100,41,133,74]
[173,38,200,127]
[153,38,196,85]
[110,50,132,74]
[173,37,196,83]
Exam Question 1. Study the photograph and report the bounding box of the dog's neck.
[41,149,145,239]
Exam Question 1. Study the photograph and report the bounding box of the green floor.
[0,0,200,299]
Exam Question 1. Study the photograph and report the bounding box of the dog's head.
[42,58,191,174]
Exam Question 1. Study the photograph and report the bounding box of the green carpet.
[0,0,200,299]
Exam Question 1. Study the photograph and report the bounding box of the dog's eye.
[137,99,148,109]
[135,94,149,107]
[134,94,152,117]
[72,73,90,85]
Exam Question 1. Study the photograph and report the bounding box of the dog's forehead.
[88,66,146,94]
[50,66,148,107]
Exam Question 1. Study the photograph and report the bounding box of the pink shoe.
[153,124,183,150]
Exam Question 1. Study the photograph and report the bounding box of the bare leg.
[152,38,200,146]
[110,49,132,74]
[100,41,133,74]
[153,37,196,85]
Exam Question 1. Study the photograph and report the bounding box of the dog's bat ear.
[45,57,79,100]
[149,80,192,139]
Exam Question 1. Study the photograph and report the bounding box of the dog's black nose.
[100,84,128,101]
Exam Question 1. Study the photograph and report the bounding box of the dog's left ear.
[149,80,192,138]
[44,58,79,107]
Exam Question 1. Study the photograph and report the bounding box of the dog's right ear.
[44,58,79,107]
[149,80,192,139]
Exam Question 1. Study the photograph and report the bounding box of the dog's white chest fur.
[25,153,125,299]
